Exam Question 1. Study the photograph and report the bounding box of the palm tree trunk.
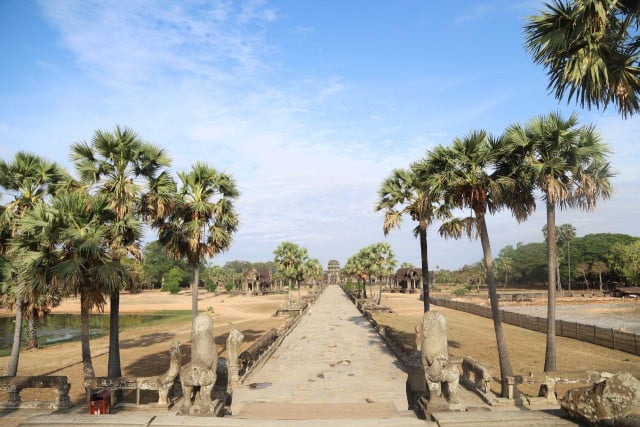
[26,310,38,350]
[192,266,200,321]
[108,292,122,377]
[297,280,301,302]
[80,292,95,379]
[477,212,515,398]
[6,295,24,376]
[419,221,430,312]
[287,278,292,306]
[544,200,557,372]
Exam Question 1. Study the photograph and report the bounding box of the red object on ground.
[89,389,112,414]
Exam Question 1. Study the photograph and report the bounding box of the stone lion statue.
[415,311,459,404]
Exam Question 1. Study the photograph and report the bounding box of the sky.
[1,1,638,271]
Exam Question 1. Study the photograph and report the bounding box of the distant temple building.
[327,260,341,284]
[241,267,273,294]
[394,267,422,292]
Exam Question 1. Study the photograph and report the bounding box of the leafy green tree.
[142,241,186,288]
[417,130,534,397]
[608,241,640,284]
[0,152,68,375]
[71,126,171,379]
[162,267,184,294]
[159,163,239,321]
[495,245,516,288]
[525,0,640,118]
[344,253,368,298]
[505,112,613,372]
[376,168,449,312]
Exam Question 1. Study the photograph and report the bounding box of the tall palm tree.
[0,152,67,376]
[505,111,613,371]
[16,191,131,378]
[159,163,239,321]
[71,125,171,378]
[376,168,450,312]
[416,131,534,397]
[274,242,306,305]
[525,0,640,118]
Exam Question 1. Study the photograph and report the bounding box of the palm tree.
[159,163,239,321]
[416,131,534,397]
[376,168,450,312]
[525,0,640,118]
[71,125,171,378]
[505,111,613,372]
[0,152,67,376]
[362,243,397,305]
[344,253,368,298]
[274,242,306,305]
[17,191,131,378]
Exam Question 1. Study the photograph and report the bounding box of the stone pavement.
[232,284,414,417]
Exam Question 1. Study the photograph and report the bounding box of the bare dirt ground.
[374,291,640,397]
[0,289,290,405]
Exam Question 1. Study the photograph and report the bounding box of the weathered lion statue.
[415,311,459,404]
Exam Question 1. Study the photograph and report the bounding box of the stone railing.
[0,376,72,409]
[460,356,495,404]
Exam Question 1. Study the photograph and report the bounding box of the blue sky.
[1,1,638,271]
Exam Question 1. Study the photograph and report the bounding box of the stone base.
[176,399,225,416]
[418,395,464,420]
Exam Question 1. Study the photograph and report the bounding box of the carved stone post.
[227,328,244,387]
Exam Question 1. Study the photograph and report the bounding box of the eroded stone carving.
[560,371,640,425]
[136,341,181,405]
[227,328,244,386]
[179,314,218,414]
[415,311,459,404]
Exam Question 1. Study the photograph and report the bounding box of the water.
[0,313,170,356]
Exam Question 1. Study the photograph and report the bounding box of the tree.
[376,168,449,312]
[159,163,239,321]
[71,126,171,379]
[362,243,397,304]
[273,242,308,304]
[591,260,609,291]
[416,130,534,397]
[557,224,577,291]
[0,152,68,375]
[344,253,368,298]
[495,245,516,288]
[18,190,131,378]
[304,258,324,292]
[525,0,640,118]
[608,240,640,284]
[575,262,592,289]
[505,111,613,372]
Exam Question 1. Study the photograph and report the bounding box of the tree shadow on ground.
[120,332,176,349]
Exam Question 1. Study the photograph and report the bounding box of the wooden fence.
[430,297,640,356]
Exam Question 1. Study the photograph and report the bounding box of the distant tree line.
[434,231,639,289]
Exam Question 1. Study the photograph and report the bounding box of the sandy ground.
[0,289,292,406]
[2,288,640,423]
[374,292,640,397]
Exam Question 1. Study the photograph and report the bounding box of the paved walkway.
[231,284,414,418]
